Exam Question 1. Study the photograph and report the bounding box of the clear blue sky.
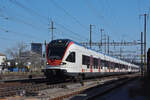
[0,0,149,54]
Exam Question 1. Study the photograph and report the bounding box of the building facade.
[31,43,42,56]
[0,53,6,71]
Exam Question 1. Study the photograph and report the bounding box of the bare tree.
[6,42,28,71]
[6,42,44,72]
[29,52,43,72]
[6,42,27,58]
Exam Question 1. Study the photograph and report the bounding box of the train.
[42,39,139,80]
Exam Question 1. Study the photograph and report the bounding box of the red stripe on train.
[98,66,100,72]
[109,63,111,72]
[90,66,93,72]
[113,63,115,72]
[82,69,84,72]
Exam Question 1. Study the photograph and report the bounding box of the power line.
[0,27,41,40]
[9,0,88,41]
[55,28,85,42]
[5,0,89,42]
[55,21,88,41]
[0,5,48,28]
[9,0,48,24]
[0,14,47,32]
[0,5,51,40]
[86,0,104,19]
[49,0,88,31]
[85,0,119,38]
[0,35,18,42]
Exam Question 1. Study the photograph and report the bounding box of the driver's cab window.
[66,52,75,63]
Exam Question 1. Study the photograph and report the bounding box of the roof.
[0,53,5,56]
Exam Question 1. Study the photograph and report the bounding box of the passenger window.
[82,55,90,68]
[66,52,75,62]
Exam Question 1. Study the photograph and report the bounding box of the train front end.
[43,39,72,80]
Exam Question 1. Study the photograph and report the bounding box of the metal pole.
[144,14,147,74]
[100,29,104,52]
[104,34,107,54]
[49,21,56,41]
[141,32,143,75]
[51,21,54,41]
[107,36,109,55]
[90,24,92,48]
[44,40,47,67]
[120,47,122,59]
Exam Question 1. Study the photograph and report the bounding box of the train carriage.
[42,39,139,80]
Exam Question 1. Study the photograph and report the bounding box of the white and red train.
[42,39,139,80]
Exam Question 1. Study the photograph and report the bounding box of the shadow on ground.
[128,75,150,100]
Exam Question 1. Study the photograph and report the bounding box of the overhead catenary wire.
[9,0,48,24]
[0,5,50,40]
[86,0,104,19]
[85,0,119,38]
[0,27,41,40]
[0,14,48,36]
[55,22,89,42]
[2,13,88,42]
[0,35,18,42]
[49,0,89,32]
[0,5,48,28]
[8,0,88,42]
[55,27,86,42]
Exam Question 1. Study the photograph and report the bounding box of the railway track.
[48,73,140,100]
[79,76,138,100]
[0,77,71,98]
[0,73,140,99]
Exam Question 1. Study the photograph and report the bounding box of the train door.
[113,63,115,72]
[90,55,93,72]
[98,58,101,72]
[76,49,82,72]
[109,62,111,72]
[128,66,131,72]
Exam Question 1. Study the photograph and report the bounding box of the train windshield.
[47,39,70,60]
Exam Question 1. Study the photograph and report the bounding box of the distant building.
[0,53,6,70]
[31,43,42,56]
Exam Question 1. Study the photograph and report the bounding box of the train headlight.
[61,62,66,65]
